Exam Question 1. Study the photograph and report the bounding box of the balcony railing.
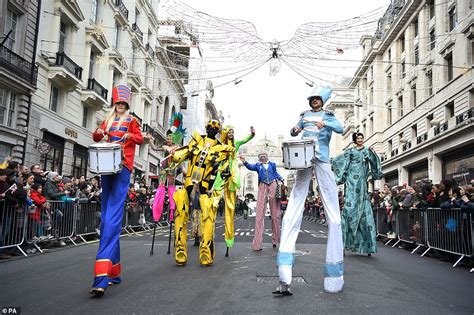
[416,133,428,144]
[434,122,448,136]
[0,45,37,86]
[56,51,82,80]
[145,43,154,58]
[115,0,129,20]
[132,23,143,43]
[391,148,399,157]
[456,108,473,125]
[402,141,412,152]
[87,78,108,100]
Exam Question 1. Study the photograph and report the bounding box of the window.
[428,0,435,19]
[445,53,453,81]
[387,73,392,93]
[131,45,136,70]
[414,47,419,65]
[400,35,405,53]
[429,29,435,51]
[413,19,418,37]
[369,116,374,135]
[388,139,393,154]
[445,101,455,120]
[426,70,433,96]
[388,48,391,61]
[113,70,121,87]
[448,6,457,32]
[149,163,157,175]
[401,61,406,79]
[426,114,434,130]
[59,23,67,52]
[91,0,98,23]
[89,52,96,79]
[4,9,18,50]
[82,106,89,128]
[0,88,16,127]
[0,143,12,162]
[411,124,418,141]
[49,85,60,112]
[398,95,404,118]
[41,132,64,173]
[115,23,120,49]
[72,145,88,178]
[387,104,392,125]
[411,84,417,108]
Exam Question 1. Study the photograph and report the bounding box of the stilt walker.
[89,84,144,297]
[275,86,344,295]
[213,126,255,256]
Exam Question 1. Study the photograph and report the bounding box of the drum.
[88,143,123,174]
[282,139,316,170]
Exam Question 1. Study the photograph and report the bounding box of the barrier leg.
[421,247,431,257]
[391,239,401,248]
[411,244,422,254]
[453,255,464,268]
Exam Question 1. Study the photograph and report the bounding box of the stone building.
[349,0,473,188]
[0,0,40,163]
[25,0,185,182]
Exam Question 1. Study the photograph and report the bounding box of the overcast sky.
[170,0,391,142]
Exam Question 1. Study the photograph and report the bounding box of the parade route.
[0,217,472,314]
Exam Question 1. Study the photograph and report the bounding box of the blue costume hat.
[307,86,332,105]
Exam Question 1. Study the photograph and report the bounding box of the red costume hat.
[112,84,131,109]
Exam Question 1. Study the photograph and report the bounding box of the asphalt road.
[0,215,473,314]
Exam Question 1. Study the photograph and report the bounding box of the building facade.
[0,0,40,164]
[349,0,473,188]
[26,0,186,182]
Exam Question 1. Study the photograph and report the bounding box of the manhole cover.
[256,276,307,284]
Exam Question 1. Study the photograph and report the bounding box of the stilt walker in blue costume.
[89,84,144,297]
[275,86,344,295]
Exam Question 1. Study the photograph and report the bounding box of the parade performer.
[240,152,284,251]
[332,132,383,256]
[213,126,255,255]
[148,113,186,223]
[89,84,144,297]
[274,86,344,296]
[171,119,234,266]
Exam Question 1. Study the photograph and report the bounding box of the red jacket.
[92,115,144,171]
[30,190,47,222]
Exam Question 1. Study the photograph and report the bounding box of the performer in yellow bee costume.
[171,119,234,266]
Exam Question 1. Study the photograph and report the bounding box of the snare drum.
[89,143,123,174]
[282,139,316,170]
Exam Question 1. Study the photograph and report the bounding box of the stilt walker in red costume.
[89,84,143,297]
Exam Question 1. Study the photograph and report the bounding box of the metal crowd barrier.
[391,208,426,254]
[375,207,397,245]
[422,208,472,267]
[0,200,28,256]
[0,198,172,258]
[375,207,473,268]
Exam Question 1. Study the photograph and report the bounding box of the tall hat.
[112,84,131,108]
[307,86,332,105]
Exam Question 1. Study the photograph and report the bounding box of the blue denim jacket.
[243,161,283,184]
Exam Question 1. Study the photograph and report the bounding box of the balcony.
[114,0,129,24]
[0,45,38,88]
[48,51,82,91]
[390,148,398,157]
[456,108,473,125]
[81,78,108,109]
[146,43,154,58]
[132,23,143,43]
[416,133,428,145]
[402,141,412,152]
[434,122,448,136]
